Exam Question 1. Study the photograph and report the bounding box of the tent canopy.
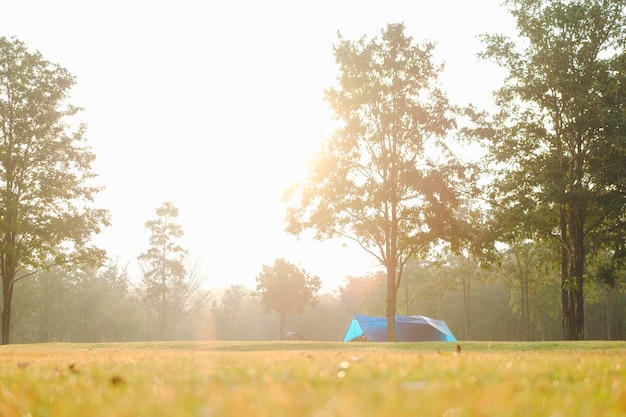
[343,314,457,342]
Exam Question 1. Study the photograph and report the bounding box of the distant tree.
[211,284,249,340]
[397,259,446,317]
[94,259,142,341]
[0,37,110,344]
[586,248,626,340]
[173,255,211,340]
[289,293,347,341]
[138,202,206,339]
[338,272,386,316]
[479,0,626,339]
[255,258,321,338]
[435,250,482,340]
[70,259,143,342]
[12,267,74,343]
[233,294,276,341]
[500,239,558,341]
[11,260,145,343]
[285,23,466,341]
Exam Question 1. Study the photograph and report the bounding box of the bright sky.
[2,0,514,292]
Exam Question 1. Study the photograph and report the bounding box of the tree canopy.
[138,202,205,339]
[0,36,110,344]
[478,0,626,339]
[255,258,321,338]
[284,23,466,341]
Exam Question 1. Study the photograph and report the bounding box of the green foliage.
[211,284,251,340]
[138,202,206,340]
[72,262,144,342]
[255,258,321,338]
[0,36,110,344]
[397,260,447,317]
[10,262,146,343]
[287,22,461,252]
[5,256,622,343]
[338,272,386,316]
[285,22,466,341]
[478,0,626,339]
[499,239,560,340]
[139,202,187,280]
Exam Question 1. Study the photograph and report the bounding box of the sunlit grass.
[0,341,624,416]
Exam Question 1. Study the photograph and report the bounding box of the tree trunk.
[520,269,530,341]
[39,288,51,343]
[569,203,585,341]
[606,288,613,340]
[1,276,13,345]
[403,283,410,316]
[462,275,470,340]
[559,205,572,340]
[386,193,399,342]
[278,313,287,339]
[386,263,397,342]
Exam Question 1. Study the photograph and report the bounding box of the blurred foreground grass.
[0,341,624,416]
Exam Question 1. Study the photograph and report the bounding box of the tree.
[397,259,447,318]
[439,251,482,340]
[0,37,109,344]
[70,259,142,342]
[500,239,558,340]
[15,267,74,343]
[338,272,386,316]
[255,258,321,338]
[284,23,464,341]
[138,202,205,340]
[12,262,146,343]
[586,247,626,340]
[93,259,142,342]
[479,0,626,339]
[211,284,249,340]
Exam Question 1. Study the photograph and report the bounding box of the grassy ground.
[0,341,624,416]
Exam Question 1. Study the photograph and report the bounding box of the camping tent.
[343,314,457,342]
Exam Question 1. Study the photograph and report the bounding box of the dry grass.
[0,341,624,416]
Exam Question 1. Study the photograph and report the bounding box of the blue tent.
[343,314,457,342]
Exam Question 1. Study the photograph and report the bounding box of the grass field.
[0,341,624,416]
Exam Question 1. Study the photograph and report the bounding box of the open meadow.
[0,341,624,417]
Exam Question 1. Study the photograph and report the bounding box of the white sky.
[2,0,514,292]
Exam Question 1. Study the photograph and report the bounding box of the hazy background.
[1,0,514,291]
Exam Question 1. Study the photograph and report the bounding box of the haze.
[1,0,514,291]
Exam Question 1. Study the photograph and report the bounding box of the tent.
[342,314,457,342]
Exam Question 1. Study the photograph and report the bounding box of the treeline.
[8,261,208,343]
[280,1,626,342]
[7,252,624,343]
[2,0,626,344]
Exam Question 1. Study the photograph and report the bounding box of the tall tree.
[255,258,320,338]
[0,37,109,344]
[479,0,626,339]
[284,23,464,341]
[138,202,204,340]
